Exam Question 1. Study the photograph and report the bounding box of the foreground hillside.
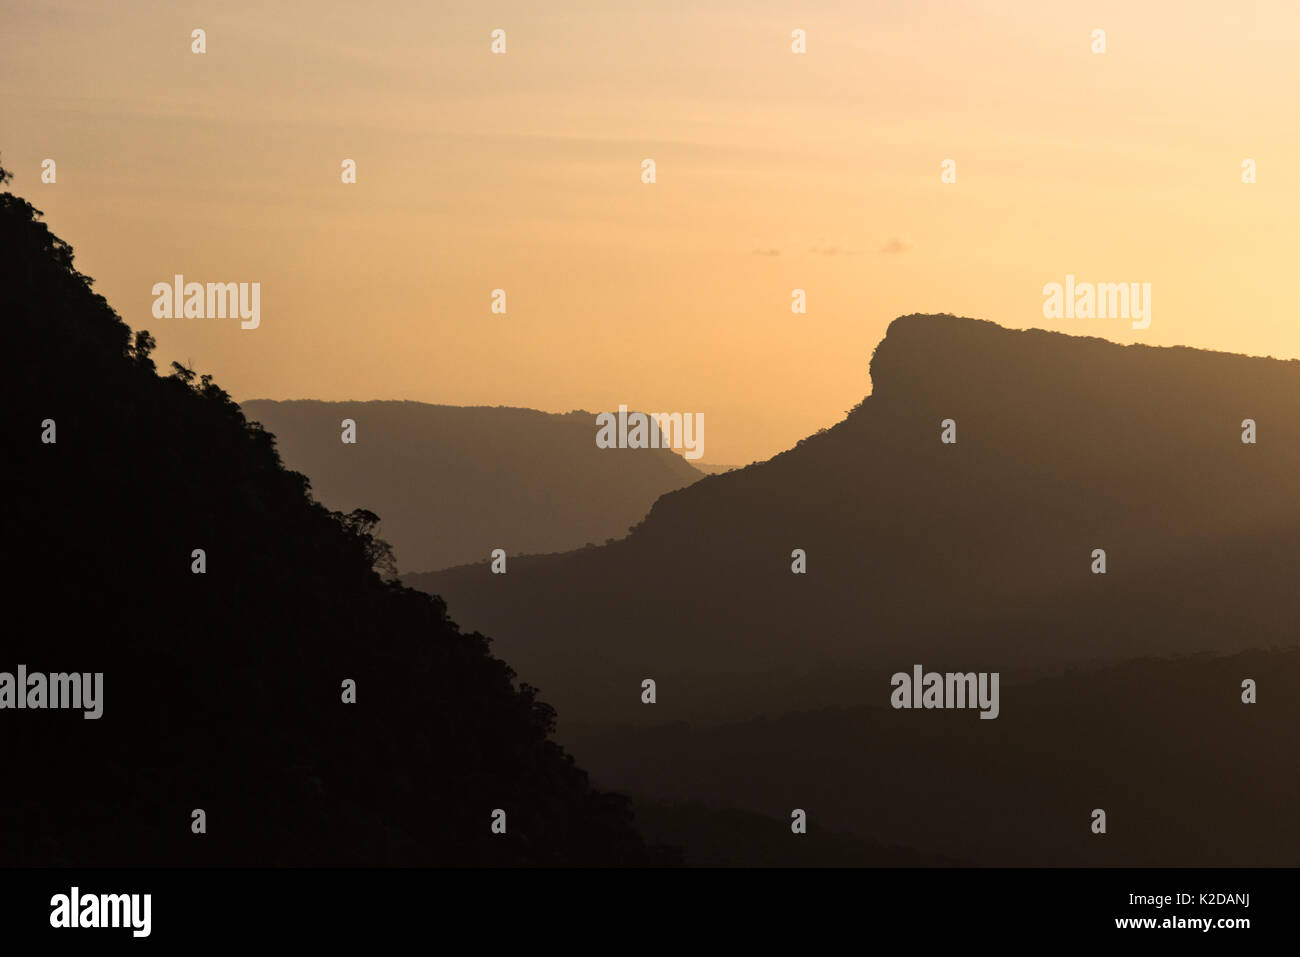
[241,399,703,573]
[571,649,1300,865]
[0,161,654,866]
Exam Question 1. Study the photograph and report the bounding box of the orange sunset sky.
[3,0,1298,463]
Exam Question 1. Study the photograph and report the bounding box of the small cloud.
[878,237,916,255]
[752,248,782,256]
[810,244,860,257]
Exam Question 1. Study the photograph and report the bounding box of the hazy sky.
[3,0,1298,463]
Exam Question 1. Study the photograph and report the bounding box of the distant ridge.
[240,399,703,573]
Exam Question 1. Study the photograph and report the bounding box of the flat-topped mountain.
[411,315,1300,726]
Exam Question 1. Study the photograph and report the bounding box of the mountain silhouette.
[0,159,660,866]
[411,315,1300,725]
[239,399,702,573]
[406,314,1300,864]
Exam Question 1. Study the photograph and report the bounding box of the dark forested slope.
[0,161,654,866]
